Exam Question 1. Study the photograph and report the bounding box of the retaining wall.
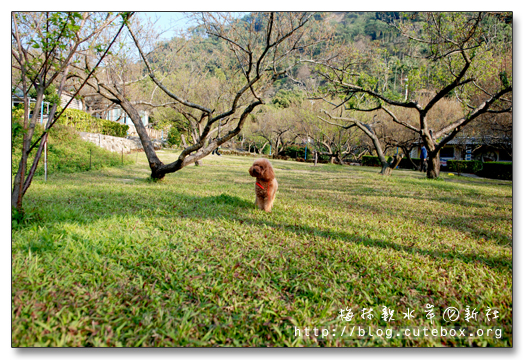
[79,132,165,153]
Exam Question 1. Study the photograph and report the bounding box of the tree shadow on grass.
[343,195,513,248]
[304,185,511,246]
[236,216,512,273]
[16,184,512,275]
[310,187,491,209]
[209,194,254,208]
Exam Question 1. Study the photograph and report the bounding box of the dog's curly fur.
[248,158,278,212]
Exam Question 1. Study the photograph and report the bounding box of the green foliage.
[356,73,379,92]
[57,108,129,138]
[447,160,483,174]
[12,107,26,145]
[12,121,25,144]
[333,12,392,43]
[167,126,182,147]
[476,161,512,180]
[12,207,25,227]
[149,107,185,131]
[28,83,61,108]
[271,89,305,109]
[20,12,85,70]
[11,153,512,346]
[281,144,311,159]
[213,67,227,81]
[262,143,271,155]
[499,71,510,88]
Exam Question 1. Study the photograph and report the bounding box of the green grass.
[12,151,512,347]
[12,123,133,178]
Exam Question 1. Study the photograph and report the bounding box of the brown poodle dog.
[248,158,278,212]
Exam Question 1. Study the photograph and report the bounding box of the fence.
[127,126,164,140]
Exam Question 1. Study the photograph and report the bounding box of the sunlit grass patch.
[12,151,512,347]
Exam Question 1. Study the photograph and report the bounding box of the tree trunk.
[11,87,44,211]
[258,141,269,155]
[11,152,28,211]
[274,138,281,156]
[352,120,393,176]
[427,151,441,179]
[389,153,403,169]
[402,147,418,170]
[376,152,391,175]
[379,152,403,175]
[380,163,393,175]
[324,148,334,164]
[180,134,188,147]
[334,153,344,165]
[118,97,165,179]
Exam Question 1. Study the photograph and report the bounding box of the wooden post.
[44,139,47,181]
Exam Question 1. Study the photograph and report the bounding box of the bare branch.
[126,23,213,114]
[380,105,420,133]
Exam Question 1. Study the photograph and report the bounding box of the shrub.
[12,108,26,145]
[167,127,182,147]
[262,144,271,155]
[447,160,483,174]
[217,149,257,157]
[272,154,289,160]
[318,153,331,162]
[476,162,512,180]
[398,158,421,170]
[281,145,311,159]
[56,108,129,138]
[361,155,392,167]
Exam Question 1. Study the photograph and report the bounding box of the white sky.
[138,12,196,40]
[138,12,248,41]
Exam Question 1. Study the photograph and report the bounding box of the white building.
[60,91,83,111]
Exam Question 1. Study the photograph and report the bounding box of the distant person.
[212,146,221,156]
[420,145,428,172]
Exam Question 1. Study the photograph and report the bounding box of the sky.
[138,12,196,40]
[137,12,248,41]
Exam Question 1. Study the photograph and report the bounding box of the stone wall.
[79,132,166,153]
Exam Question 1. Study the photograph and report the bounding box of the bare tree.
[11,11,123,212]
[306,110,360,165]
[313,12,512,178]
[319,110,401,174]
[116,12,324,179]
[252,106,302,156]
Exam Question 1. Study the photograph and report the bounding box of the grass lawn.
[11,151,512,347]
[11,123,134,178]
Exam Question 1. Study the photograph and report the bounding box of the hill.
[12,119,133,178]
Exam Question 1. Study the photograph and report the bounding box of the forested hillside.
[138,12,511,175]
